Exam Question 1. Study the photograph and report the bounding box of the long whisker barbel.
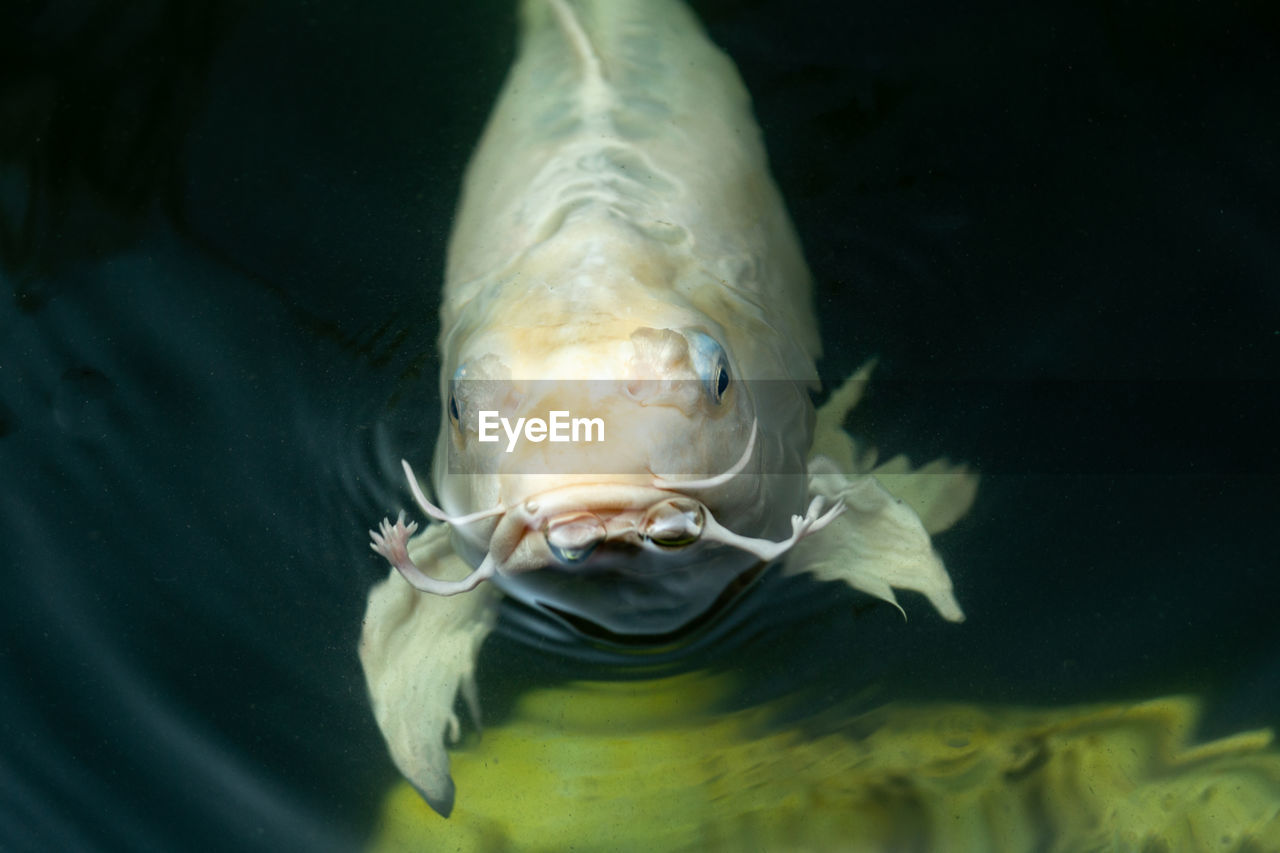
[402,459,505,527]
[650,419,757,490]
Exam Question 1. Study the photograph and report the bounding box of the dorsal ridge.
[546,0,607,87]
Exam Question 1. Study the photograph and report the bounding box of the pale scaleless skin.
[360,0,977,817]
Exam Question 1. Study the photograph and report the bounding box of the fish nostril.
[641,498,705,549]
[544,513,607,565]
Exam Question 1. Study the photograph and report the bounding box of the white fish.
[360,0,977,816]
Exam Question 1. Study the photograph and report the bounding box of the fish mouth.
[510,484,710,565]
[373,426,844,599]
[460,483,715,580]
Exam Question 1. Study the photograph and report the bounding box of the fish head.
[420,227,822,637]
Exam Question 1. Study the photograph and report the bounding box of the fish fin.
[811,360,979,534]
[871,455,980,535]
[811,359,879,474]
[359,523,499,817]
[788,464,964,622]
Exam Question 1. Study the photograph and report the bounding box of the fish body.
[427,0,828,635]
[361,0,976,817]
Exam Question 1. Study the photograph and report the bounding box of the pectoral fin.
[789,460,965,621]
[869,454,979,536]
[359,523,499,817]
[810,359,878,475]
[796,361,977,618]
[811,360,979,535]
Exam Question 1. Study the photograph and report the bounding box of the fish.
[359,0,978,817]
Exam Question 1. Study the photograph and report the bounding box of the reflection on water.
[369,672,1280,851]
[3,0,1278,851]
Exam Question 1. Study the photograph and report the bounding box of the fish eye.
[686,331,731,405]
[713,360,730,402]
[448,366,466,430]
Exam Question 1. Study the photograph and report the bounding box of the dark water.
[2,0,1277,850]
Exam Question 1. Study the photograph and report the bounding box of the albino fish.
[360,0,977,816]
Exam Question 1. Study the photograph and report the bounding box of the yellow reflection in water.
[368,671,1280,852]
